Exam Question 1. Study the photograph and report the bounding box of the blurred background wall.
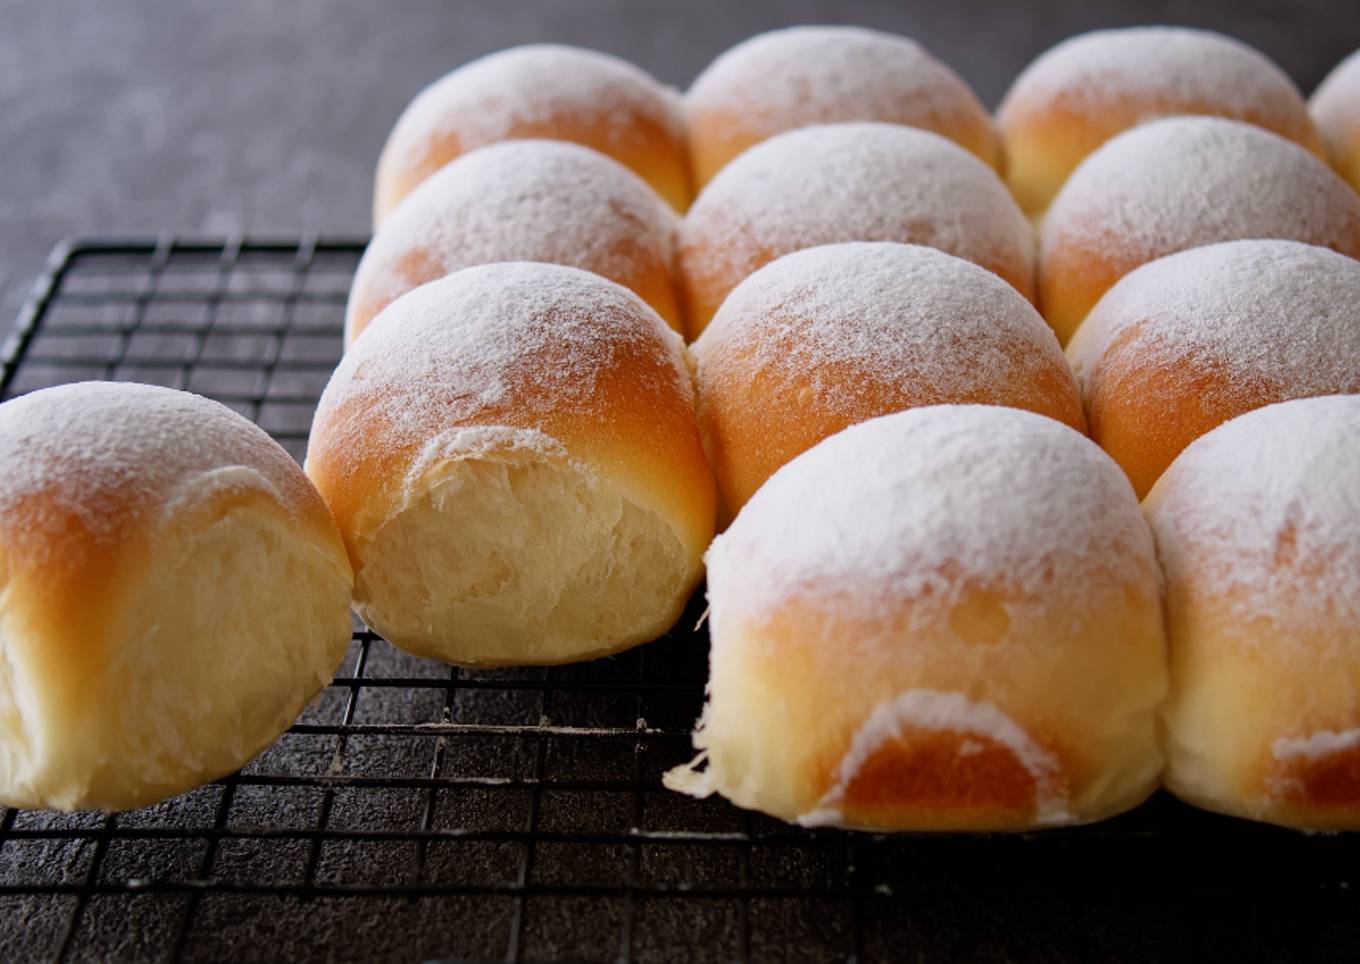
[2,0,1357,330]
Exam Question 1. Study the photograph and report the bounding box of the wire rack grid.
[0,238,1357,964]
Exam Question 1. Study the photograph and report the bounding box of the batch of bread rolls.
[1,26,1359,836]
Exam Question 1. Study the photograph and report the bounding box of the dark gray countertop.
[3,0,1358,331]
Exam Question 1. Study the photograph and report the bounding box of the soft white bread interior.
[667,404,1166,831]
[0,382,353,811]
[308,263,714,666]
[349,427,693,664]
[1145,395,1360,828]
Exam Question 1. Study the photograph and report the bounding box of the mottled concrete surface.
[2,0,1358,331]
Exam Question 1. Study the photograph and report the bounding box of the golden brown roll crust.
[373,44,691,223]
[678,122,1035,339]
[1038,117,1360,345]
[1068,240,1360,498]
[0,382,353,811]
[685,25,998,189]
[693,243,1084,522]
[349,140,681,344]
[667,405,1166,831]
[998,27,1324,216]
[1311,49,1360,192]
[309,263,715,666]
[1145,395,1360,828]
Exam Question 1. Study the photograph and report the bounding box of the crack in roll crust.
[799,689,1071,830]
[1270,729,1360,810]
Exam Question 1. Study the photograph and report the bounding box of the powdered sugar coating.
[698,242,1063,411]
[1041,117,1360,269]
[317,262,691,478]
[1274,727,1360,765]
[1069,240,1360,406]
[1314,49,1360,109]
[391,44,684,154]
[680,123,1035,322]
[708,405,1152,624]
[687,26,990,150]
[1145,395,1360,629]
[1000,27,1310,121]
[350,140,678,340]
[376,44,687,216]
[0,382,316,548]
[1310,49,1360,188]
[1312,49,1360,127]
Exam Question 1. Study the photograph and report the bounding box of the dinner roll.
[1039,117,1360,344]
[686,25,998,189]
[308,263,713,666]
[348,140,680,344]
[1068,240,1360,498]
[667,406,1166,831]
[1311,49,1360,191]
[1146,395,1360,828]
[678,122,1034,338]
[373,44,690,223]
[0,382,353,811]
[693,242,1084,521]
[998,27,1323,216]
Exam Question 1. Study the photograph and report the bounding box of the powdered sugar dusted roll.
[349,140,681,344]
[1038,117,1360,345]
[0,382,353,811]
[308,262,714,666]
[1068,240,1360,498]
[1311,49,1360,192]
[686,25,998,189]
[998,27,1323,216]
[693,242,1083,521]
[678,122,1035,338]
[1145,395,1360,828]
[667,405,1166,831]
[373,44,690,223]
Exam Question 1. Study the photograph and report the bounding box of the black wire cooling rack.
[2,238,1359,964]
